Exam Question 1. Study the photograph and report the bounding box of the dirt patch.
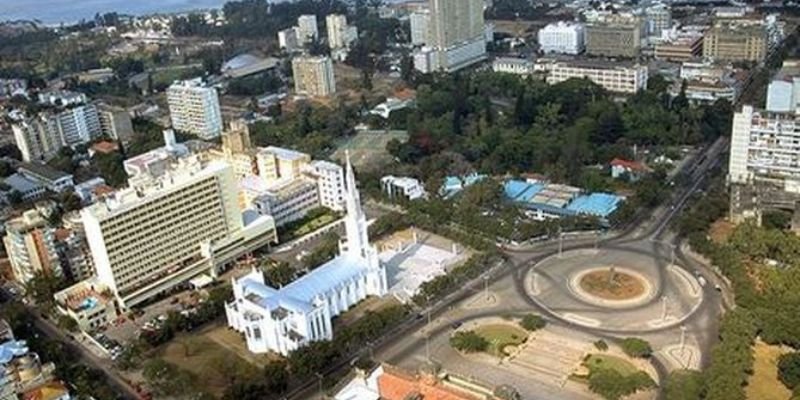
[579,269,646,300]
[746,339,793,400]
[709,219,735,244]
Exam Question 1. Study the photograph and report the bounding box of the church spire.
[343,151,369,257]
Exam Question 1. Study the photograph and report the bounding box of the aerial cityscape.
[0,0,798,399]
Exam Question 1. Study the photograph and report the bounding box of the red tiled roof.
[91,141,119,154]
[377,368,483,400]
[610,158,651,172]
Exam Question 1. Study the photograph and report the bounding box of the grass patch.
[746,340,794,400]
[277,208,340,242]
[158,334,261,397]
[473,324,528,356]
[584,354,640,376]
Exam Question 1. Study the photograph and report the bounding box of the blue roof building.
[439,172,487,198]
[503,179,624,223]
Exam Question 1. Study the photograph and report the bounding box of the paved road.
[289,135,732,400]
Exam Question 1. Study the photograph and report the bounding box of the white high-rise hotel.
[166,79,223,140]
[538,22,585,55]
[82,131,277,308]
[414,0,487,73]
[226,155,388,356]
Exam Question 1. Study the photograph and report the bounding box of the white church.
[225,155,388,356]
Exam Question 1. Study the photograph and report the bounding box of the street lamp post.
[315,372,324,399]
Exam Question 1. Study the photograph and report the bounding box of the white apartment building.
[54,277,117,332]
[166,78,223,140]
[226,155,387,356]
[12,118,62,162]
[292,56,336,97]
[306,160,345,211]
[537,22,585,55]
[251,178,321,226]
[644,3,672,37]
[3,210,62,285]
[414,0,487,72]
[82,144,277,308]
[278,27,300,51]
[537,59,648,94]
[493,57,535,75]
[410,10,430,46]
[297,15,319,44]
[326,14,357,49]
[729,105,800,221]
[766,61,800,112]
[50,104,102,146]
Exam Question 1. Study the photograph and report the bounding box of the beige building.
[12,118,62,163]
[417,0,487,72]
[207,120,259,178]
[257,146,312,184]
[82,151,277,309]
[97,104,134,142]
[655,34,704,61]
[537,59,648,94]
[3,210,63,285]
[585,15,644,58]
[703,21,767,62]
[292,56,336,97]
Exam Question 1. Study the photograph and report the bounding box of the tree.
[263,359,290,394]
[620,338,652,358]
[6,190,23,205]
[519,314,546,331]
[92,152,127,187]
[779,353,800,390]
[588,369,655,400]
[449,330,488,353]
[594,340,609,351]
[263,260,296,288]
[57,315,78,333]
[24,272,67,309]
[664,370,703,400]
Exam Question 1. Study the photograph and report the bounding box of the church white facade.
[225,155,388,356]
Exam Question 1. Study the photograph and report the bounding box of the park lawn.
[473,324,528,356]
[746,340,793,400]
[584,354,640,377]
[158,333,261,397]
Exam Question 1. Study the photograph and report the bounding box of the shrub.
[588,369,656,400]
[519,314,546,331]
[779,353,800,390]
[620,338,652,358]
[594,340,609,351]
[449,331,489,353]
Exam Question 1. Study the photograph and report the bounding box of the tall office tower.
[50,103,102,146]
[410,10,431,46]
[703,21,768,63]
[82,150,277,308]
[166,78,223,140]
[297,15,319,44]
[291,56,336,97]
[12,117,63,162]
[416,0,487,72]
[538,22,585,54]
[728,105,800,222]
[3,210,62,285]
[585,14,645,58]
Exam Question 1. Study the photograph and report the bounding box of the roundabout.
[526,245,704,332]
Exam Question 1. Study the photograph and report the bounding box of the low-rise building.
[492,57,535,75]
[381,176,427,201]
[654,30,704,62]
[703,19,768,63]
[0,334,71,400]
[610,158,651,182]
[18,163,74,193]
[251,178,321,227]
[4,174,46,201]
[97,103,134,142]
[536,59,648,94]
[504,179,623,223]
[369,97,415,119]
[54,278,117,332]
[766,60,800,112]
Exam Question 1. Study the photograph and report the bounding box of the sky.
[0,0,228,25]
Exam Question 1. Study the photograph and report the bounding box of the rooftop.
[19,162,72,182]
